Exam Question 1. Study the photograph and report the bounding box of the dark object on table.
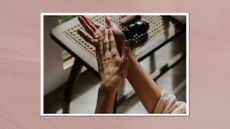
[124,20,150,48]
[127,32,148,48]
[128,20,149,34]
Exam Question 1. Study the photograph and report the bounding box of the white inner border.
[40,13,190,117]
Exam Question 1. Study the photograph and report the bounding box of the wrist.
[101,75,124,89]
[99,83,117,95]
[96,84,117,113]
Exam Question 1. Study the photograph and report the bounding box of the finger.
[78,16,98,38]
[121,40,130,68]
[105,16,112,28]
[103,29,110,54]
[108,29,117,53]
[77,29,98,46]
[82,16,103,39]
[88,18,101,29]
[98,39,103,62]
[97,27,106,39]
[96,48,103,74]
[81,16,98,33]
[98,39,104,74]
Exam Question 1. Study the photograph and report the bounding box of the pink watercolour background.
[0,0,230,128]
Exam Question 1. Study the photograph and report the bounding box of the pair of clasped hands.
[77,16,129,92]
[77,16,162,113]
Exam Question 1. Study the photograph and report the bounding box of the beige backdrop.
[0,0,230,129]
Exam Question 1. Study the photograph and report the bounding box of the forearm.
[95,86,117,113]
[127,53,161,113]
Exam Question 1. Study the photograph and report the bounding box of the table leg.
[63,57,83,113]
[113,93,118,113]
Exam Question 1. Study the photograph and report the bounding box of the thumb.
[105,16,117,29]
[105,16,112,28]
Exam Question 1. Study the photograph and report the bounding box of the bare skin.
[95,30,129,113]
[77,16,161,113]
[78,16,129,113]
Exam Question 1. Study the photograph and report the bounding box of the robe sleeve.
[153,90,186,114]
